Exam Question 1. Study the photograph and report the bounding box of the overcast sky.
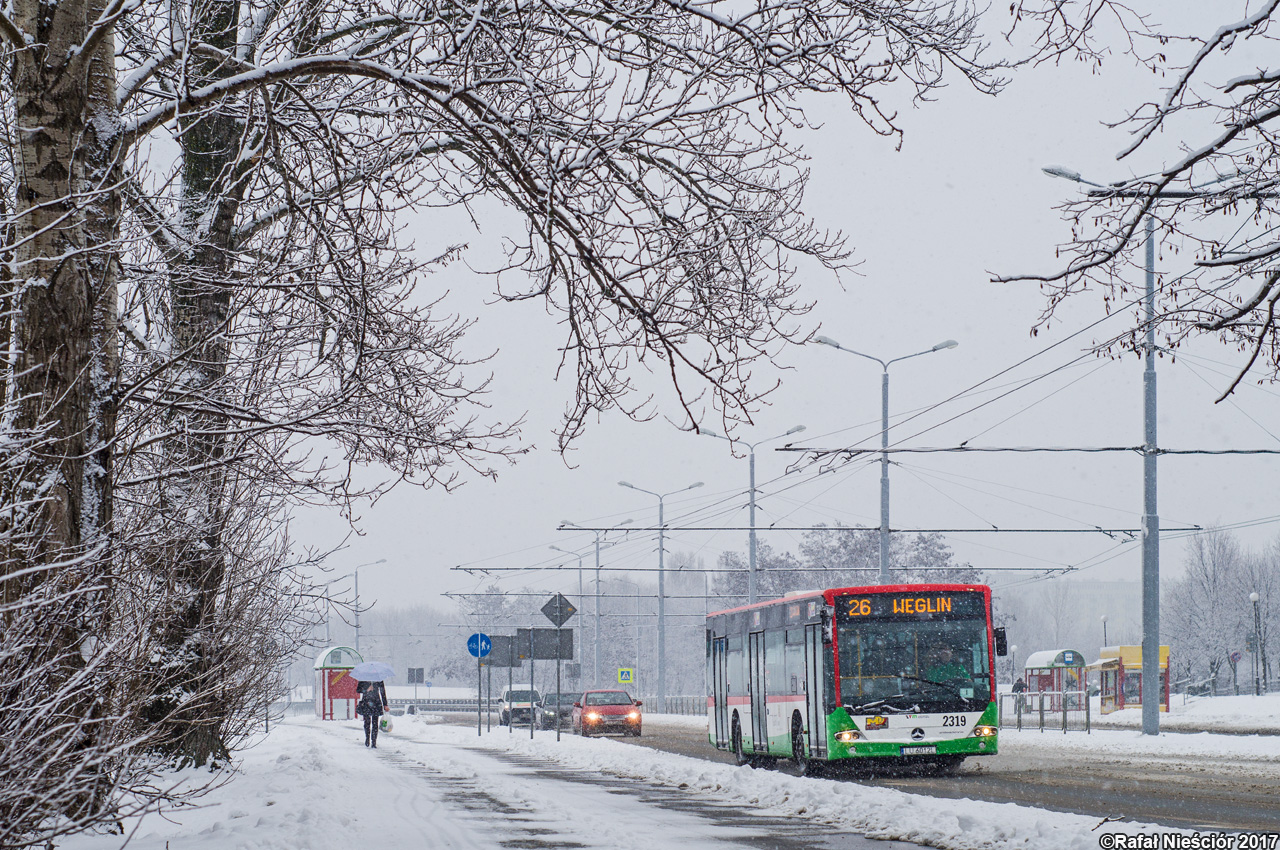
[292,2,1280,631]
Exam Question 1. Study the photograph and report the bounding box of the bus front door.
[804,623,828,758]
[710,636,728,747]
[748,631,767,751]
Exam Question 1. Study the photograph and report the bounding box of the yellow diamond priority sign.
[541,593,577,627]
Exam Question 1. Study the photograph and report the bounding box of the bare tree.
[1163,529,1251,692]
[1002,3,1280,397]
[0,0,1089,840]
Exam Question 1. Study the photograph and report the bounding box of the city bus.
[706,583,1006,774]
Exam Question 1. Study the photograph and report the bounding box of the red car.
[572,689,643,737]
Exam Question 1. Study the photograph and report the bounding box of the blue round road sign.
[467,632,492,658]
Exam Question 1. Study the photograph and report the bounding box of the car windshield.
[548,693,581,706]
[505,690,540,702]
[584,691,633,706]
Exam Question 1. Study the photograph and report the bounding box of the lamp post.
[561,519,633,688]
[1101,614,1109,647]
[352,558,388,655]
[812,335,958,582]
[322,559,387,650]
[618,480,704,711]
[1251,592,1263,696]
[703,425,805,604]
[1011,644,1019,686]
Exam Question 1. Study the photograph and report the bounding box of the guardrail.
[998,691,1091,733]
[377,695,709,716]
[642,695,705,716]
[389,697,498,713]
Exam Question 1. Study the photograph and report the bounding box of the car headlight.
[627,711,640,720]
[586,711,600,721]
[972,725,997,737]
[834,729,861,742]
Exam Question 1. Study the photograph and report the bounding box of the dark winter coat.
[356,681,388,717]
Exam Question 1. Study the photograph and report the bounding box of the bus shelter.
[314,646,363,720]
[1086,645,1169,714]
[1023,649,1086,710]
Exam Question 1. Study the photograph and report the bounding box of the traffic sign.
[467,632,492,658]
[1230,650,1243,664]
[542,593,577,627]
[425,681,433,688]
[618,668,634,684]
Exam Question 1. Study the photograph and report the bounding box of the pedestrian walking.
[356,680,388,748]
[1012,676,1027,714]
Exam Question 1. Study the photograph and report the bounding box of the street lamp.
[320,558,388,654]
[1251,592,1263,696]
[353,559,388,655]
[558,519,633,688]
[618,480,704,711]
[1101,614,1109,647]
[703,425,805,604]
[1011,644,1019,685]
[812,335,958,582]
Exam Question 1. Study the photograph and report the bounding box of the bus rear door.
[748,630,768,751]
[710,636,729,747]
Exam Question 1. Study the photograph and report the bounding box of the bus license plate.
[901,745,936,755]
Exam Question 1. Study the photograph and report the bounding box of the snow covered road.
[62,712,1279,850]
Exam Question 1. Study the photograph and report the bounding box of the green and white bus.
[706,583,1007,775]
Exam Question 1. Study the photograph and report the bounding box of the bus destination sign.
[839,591,984,619]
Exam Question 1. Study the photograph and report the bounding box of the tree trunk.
[142,0,246,768]
[1,0,123,829]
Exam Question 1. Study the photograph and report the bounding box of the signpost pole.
[530,625,536,740]
[556,624,563,742]
[468,633,491,736]
[487,664,492,731]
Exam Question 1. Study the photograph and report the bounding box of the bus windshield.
[835,592,991,713]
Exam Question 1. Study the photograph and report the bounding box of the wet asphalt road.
[615,721,1280,832]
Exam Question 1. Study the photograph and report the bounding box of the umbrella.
[349,661,396,682]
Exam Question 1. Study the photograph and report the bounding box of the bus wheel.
[731,718,750,767]
[792,717,820,777]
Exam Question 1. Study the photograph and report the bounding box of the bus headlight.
[834,729,861,742]
[972,725,997,737]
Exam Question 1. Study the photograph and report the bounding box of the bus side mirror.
[994,628,1008,657]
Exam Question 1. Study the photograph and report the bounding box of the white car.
[499,688,542,726]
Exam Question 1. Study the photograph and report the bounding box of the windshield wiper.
[849,695,922,714]
[897,675,967,701]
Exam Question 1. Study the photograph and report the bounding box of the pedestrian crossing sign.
[617,668,634,684]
